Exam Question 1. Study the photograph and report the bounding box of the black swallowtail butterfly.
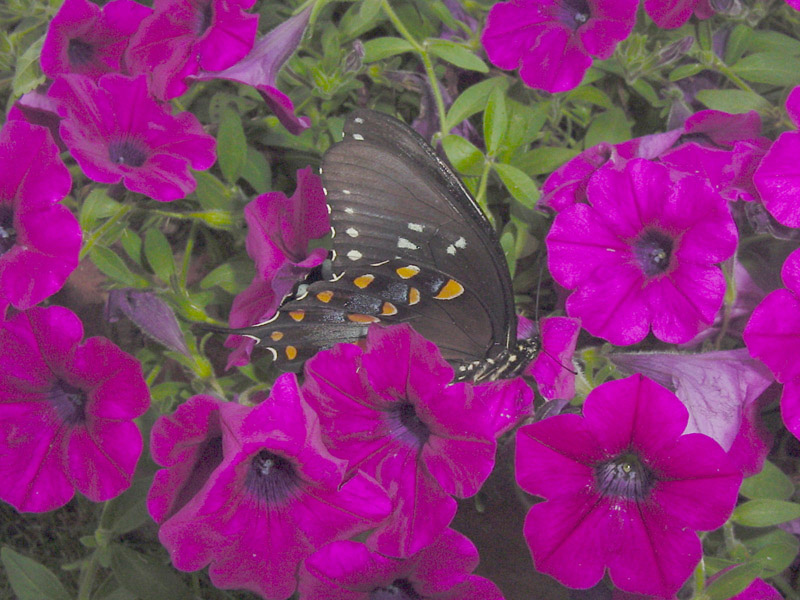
[227,109,539,382]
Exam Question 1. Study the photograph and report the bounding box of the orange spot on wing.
[285,346,298,360]
[271,331,284,341]
[434,279,465,300]
[347,314,380,324]
[316,291,333,303]
[396,265,420,279]
[381,302,398,316]
[408,287,420,305]
[289,310,305,322]
[354,274,374,289]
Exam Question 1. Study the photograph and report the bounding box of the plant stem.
[80,204,134,260]
[381,0,448,137]
[76,550,99,600]
[474,158,495,226]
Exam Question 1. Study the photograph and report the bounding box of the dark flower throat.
[594,452,656,501]
[245,449,300,505]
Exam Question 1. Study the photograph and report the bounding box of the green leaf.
[1,547,72,600]
[730,52,800,86]
[120,229,143,265]
[566,85,613,109]
[100,477,152,535]
[144,228,175,281]
[110,545,192,600]
[740,460,794,501]
[484,87,507,157]
[441,134,485,177]
[669,62,707,81]
[513,147,579,177]
[362,37,414,62]
[241,146,271,194]
[445,77,508,133]
[217,106,247,184]
[704,562,762,600]
[493,163,540,210]
[80,189,122,231]
[200,260,253,294]
[752,538,800,576]
[733,499,800,527]
[696,89,770,113]
[427,39,488,73]
[193,171,234,210]
[429,0,460,31]
[90,246,145,287]
[12,34,45,98]
[584,107,632,148]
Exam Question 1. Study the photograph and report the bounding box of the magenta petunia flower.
[0,306,150,512]
[126,0,258,100]
[156,373,391,600]
[644,0,714,28]
[193,6,312,134]
[744,247,800,441]
[40,0,151,80]
[147,395,249,524]
[753,118,800,227]
[540,109,767,211]
[0,120,80,310]
[518,315,581,400]
[297,529,505,600]
[225,166,329,367]
[48,73,216,201]
[302,324,501,557]
[546,158,738,345]
[481,0,638,93]
[516,374,742,597]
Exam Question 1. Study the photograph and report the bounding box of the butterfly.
[227,109,539,382]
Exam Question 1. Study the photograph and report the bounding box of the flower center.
[196,0,214,35]
[555,0,591,29]
[245,449,300,506]
[67,38,95,67]
[108,139,148,167]
[369,579,423,600]
[594,452,655,501]
[49,379,88,426]
[387,401,430,448]
[633,228,674,277]
[0,205,15,255]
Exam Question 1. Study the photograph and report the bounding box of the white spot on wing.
[347,250,363,261]
[354,117,364,124]
[344,207,354,214]
[455,236,467,249]
[408,223,423,232]
[343,189,351,195]
[352,133,364,141]
[398,238,418,250]
[346,227,359,238]
[446,244,456,255]
[330,226,336,238]
[331,271,345,281]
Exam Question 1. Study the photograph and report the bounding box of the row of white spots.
[397,237,418,250]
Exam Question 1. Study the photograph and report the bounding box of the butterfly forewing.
[321,110,517,358]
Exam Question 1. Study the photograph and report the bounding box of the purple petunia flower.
[40,0,151,80]
[516,374,742,597]
[147,394,249,524]
[481,0,638,93]
[48,73,216,202]
[155,373,390,599]
[193,6,312,134]
[0,120,80,310]
[546,158,738,345]
[0,306,150,512]
[225,167,329,367]
[744,247,800,441]
[302,324,504,557]
[297,529,505,600]
[126,0,258,100]
[644,0,714,28]
[610,348,774,476]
